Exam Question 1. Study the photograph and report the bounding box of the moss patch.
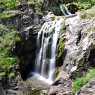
[56,37,65,66]
[73,68,95,94]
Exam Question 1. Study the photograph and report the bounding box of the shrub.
[0,24,20,78]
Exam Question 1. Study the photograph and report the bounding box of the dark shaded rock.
[11,2,43,80]
[63,14,82,74]
[0,83,6,95]
[0,12,20,28]
[0,7,5,13]
[6,89,18,95]
[13,25,40,80]
[67,3,79,14]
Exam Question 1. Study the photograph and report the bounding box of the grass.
[73,68,95,94]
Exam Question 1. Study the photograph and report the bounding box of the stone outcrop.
[63,16,95,77]
[63,14,82,74]
[13,2,43,80]
[48,15,95,95]
[14,26,39,80]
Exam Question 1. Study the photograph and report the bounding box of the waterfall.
[33,17,64,84]
[59,4,77,18]
[60,4,72,16]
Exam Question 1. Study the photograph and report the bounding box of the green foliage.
[80,6,95,19]
[0,24,20,78]
[0,0,43,11]
[76,0,95,10]
[57,38,65,59]
[73,68,95,94]
[0,0,19,10]
[0,0,95,12]
[4,0,16,9]
[56,36,65,67]
[65,0,95,11]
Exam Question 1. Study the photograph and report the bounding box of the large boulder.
[63,15,95,77]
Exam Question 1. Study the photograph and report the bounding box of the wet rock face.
[0,83,6,95]
[48,16,95,95]
[0,7,5,13]
[63,14,82,74]
[13,2,43,80]
[14,26,40,80]
[62,16,95,77]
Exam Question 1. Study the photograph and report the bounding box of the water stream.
[33,17,64,84]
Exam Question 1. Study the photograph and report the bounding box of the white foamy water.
[34,17,64,84]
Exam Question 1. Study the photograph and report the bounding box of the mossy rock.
[56,37,65,67]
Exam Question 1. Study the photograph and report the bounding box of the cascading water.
[33,16,64,85]
[60,4,72,16]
